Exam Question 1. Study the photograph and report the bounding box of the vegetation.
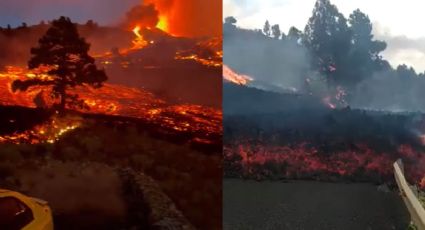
[0,110,221,230]
[11,17,107,111]
[224,0,425,111]
[407,222,418,230]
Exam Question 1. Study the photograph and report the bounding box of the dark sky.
[0,0,140,27]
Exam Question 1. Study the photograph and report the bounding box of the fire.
[322,96,336,109]
[223,65,253,85]
[0,115,81,144]
[0,66,221,144]
[174,38,222,67]
[145,0,221,38]
[224,141,425,189]
[156,15,168,31]
[132,26,148,49]
[322,86,347,109]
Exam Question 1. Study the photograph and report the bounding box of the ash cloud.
[122,3,159,28]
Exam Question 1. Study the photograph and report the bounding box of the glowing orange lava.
[223,65,253,85]
[156,15,168,32]
[0,66,222,144]
[225,141,425,189]
[132,25,148,49]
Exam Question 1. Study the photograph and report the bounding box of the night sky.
[0,0,140,27]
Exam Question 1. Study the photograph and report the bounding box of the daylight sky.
[224,0,425,72]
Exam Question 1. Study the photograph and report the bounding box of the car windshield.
[0,196,34,230]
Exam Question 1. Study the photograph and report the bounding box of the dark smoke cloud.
[123,3,159,28]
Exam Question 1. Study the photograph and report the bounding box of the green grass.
[407,222,418,230]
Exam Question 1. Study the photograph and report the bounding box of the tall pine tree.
[12,16,107,111]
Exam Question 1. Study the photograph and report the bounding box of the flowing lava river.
[223,65,425,188]
[224,140,425,188]
[0,66,221,146]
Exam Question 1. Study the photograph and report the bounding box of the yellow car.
[0,189,53,230]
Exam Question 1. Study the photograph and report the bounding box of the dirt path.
[224,179,410,230]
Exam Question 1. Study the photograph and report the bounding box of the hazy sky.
[224,0,425,72]
[0,0,139,27]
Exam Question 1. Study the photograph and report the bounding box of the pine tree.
[263,20,271,37]
[12,16,107,112]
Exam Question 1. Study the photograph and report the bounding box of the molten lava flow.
[223,65,253,85]
[0,66,221,144]
[0,115,81,144]
[132,26,148,49]
[156,15,168,32]
[174,38,222,67]
[224,141,425,189]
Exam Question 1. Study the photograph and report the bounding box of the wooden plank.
[394,159,425,230]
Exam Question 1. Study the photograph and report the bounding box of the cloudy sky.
[224,0,425,72]
[0,0,139,27]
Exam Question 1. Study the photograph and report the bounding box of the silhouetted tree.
[396,64,416,79]
[224,16,238,35]
[271,24,281,39]
[12,16,107,112]
[348,9,387,77]
[304,0,351,86]
[224,16,237,25]
[263,20,271,37]
[287,26,302,43]
[86,19,98,28]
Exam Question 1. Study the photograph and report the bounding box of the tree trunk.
[58,87,66,113]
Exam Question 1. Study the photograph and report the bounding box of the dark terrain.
[223,179,410,230]
[0,106,221,230]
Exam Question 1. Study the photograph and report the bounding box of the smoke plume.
[123,3,159,29]
[142,0,222,37]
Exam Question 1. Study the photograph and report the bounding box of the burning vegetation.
[224,0,425,191]
[223,65,253,85]
[0,0,222,228]
[223,102,425,189]
[0,4,223,146]
[0,65,221,146]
